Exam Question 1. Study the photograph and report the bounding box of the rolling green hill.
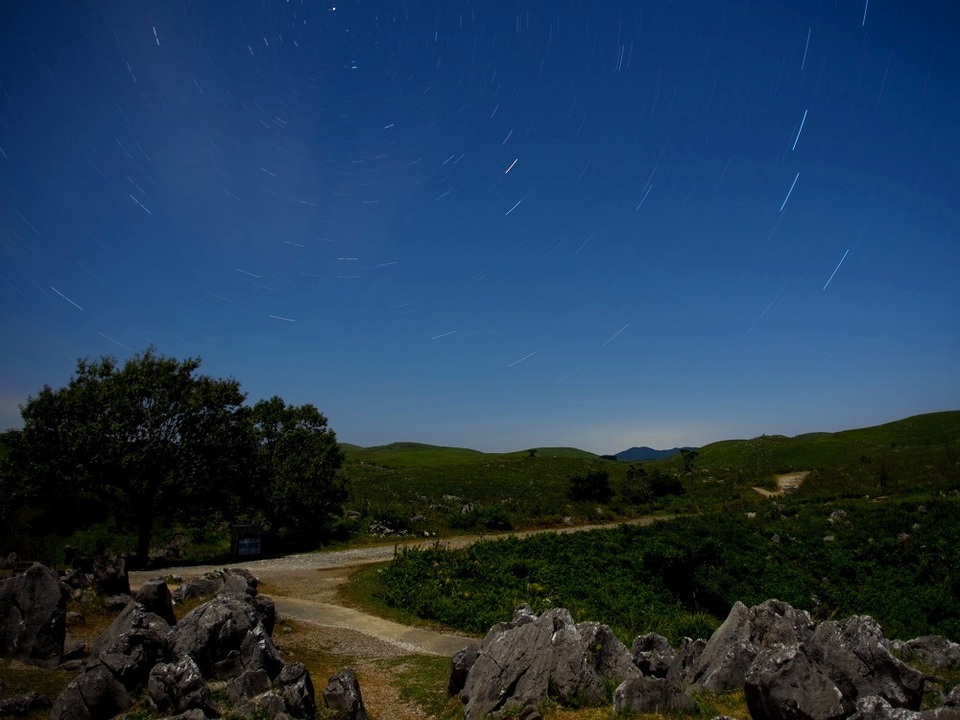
[363,411,960,649]
[342,411,960,537]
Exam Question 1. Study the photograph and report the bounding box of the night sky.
[1,2,958,454]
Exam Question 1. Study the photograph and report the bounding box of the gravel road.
[129,516,667,656]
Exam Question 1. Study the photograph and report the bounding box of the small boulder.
[277,661,317,718]
[613,675,695,714]
[0,691,48,715]
[631,632,677,678]
[744,644,846,720]
[899,636,960,670]
[235,691,286,718]
[62,634,86,661]
[323,667,368,720]
[134,579,177,626]
[250,593,276,636]
[92,601,171,657]
[226,668,272,704]
[62,569,91,592]
[101,595,132,611]
[448,644,480,696]
[0,562,69,667]
[513,603,537,627]
[806,616,924,712]
[847,695,960,720]
[92,555,130,597]
[50,662,133,720]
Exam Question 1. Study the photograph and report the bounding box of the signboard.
[237,537,261,556]
[231,525,262,559]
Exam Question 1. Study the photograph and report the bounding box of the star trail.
[1,2,958,452]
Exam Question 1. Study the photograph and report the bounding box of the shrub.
[568,470,613,503]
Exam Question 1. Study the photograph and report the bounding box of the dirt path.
[130,515,666,656]
[274,595,471,656]
[753,471,809,497]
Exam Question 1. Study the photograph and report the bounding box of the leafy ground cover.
[374,494,960,645]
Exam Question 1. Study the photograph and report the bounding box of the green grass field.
[358,411,960,652]
[343,411,960,537]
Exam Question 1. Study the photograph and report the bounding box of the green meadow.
[352,411,960,644]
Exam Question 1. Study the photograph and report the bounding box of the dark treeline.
[0,348,347,566]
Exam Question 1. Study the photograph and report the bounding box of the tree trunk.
[135,512,153,567]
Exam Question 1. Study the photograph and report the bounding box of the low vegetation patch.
[375,496,960,644]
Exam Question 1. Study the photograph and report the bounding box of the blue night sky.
[1,2,958,454]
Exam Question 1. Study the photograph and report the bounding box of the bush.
[568,470,613,503]
[448,505,513,531]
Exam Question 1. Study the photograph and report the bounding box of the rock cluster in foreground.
[450,600,960,720]
[0,563,365,720]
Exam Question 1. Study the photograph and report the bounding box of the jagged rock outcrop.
[744,643,846,720]
[689,599,814,691]
[92,601,172,685]
[0,562,69,667]
[168,593,283,680]
[323,666,368,720]
[666,636,707,684]
[459,606,639,719]
[169,567,275,639]
[146,655,218,717]
[41,567,316,720]
[806,616,924,712]
[171,567,258,603]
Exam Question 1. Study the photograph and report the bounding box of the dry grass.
[0,658,73,719]
[276,618,454,720]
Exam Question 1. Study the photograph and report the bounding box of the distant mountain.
[613,446,693,461]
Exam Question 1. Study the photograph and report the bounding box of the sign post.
[230,525,263,559]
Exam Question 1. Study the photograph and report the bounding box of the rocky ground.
[123,518,666,718]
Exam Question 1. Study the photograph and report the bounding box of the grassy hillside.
[692,411,959,478]
[343,411,960,537]
[342,442,620,536]
[365,411,960,653]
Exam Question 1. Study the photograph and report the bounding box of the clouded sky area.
[1,1,958,454]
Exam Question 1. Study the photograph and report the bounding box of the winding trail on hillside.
[130,516,667,656]
[753,471,809,498]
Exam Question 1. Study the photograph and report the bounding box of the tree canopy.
[250,396,347,548]
[1,348,347,564]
